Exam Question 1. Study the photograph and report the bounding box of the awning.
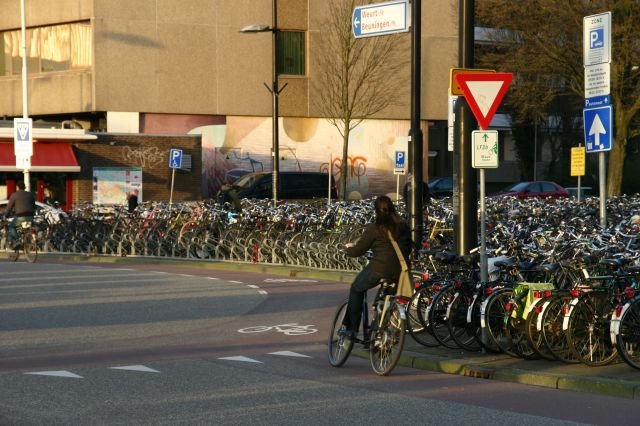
[0,143,81,172]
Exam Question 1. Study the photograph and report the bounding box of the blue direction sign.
[352,0,409,39]
[394,150,406,169]
[583,105,613,153]
[169,148,183,169]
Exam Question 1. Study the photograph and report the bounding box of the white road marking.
[109,365,160,373]
[180,274,195,277]
[268,351,312,358]
[228,280,243,284]
[25,370,83,379]
[247,284,259,288]
[218,356,263,364]
[258,290,268,295]
[264,278,318,283]
[207,277,219,280]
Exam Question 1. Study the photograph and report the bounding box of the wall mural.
[189,116,411,200]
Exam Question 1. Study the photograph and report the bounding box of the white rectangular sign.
[352,0,409,38]
[472,130,499,168]
[13,117,33,158]
[584,12,611,66]
[584,63,610,98]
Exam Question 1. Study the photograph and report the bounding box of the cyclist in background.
[5,181,35,249]
[341,195,411,338]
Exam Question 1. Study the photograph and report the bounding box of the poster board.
[93,167,143,205]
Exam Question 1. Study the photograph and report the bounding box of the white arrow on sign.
[589,113,606,148]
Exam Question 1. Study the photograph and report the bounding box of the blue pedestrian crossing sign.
[169,148,183,169]
[583,105,613,153]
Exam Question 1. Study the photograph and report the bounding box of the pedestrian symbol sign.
[169,148,183,169]
[583,105,612,153]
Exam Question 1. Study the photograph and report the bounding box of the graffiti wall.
[190,116,412,199]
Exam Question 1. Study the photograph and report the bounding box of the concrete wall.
[0,0,457,121]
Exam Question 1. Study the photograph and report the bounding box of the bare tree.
[313,0,409,199]
[476,0,640,195]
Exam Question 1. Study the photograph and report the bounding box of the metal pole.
[533,120,537,181]
[480,168,487,283]
[271,0,279,208]
[20,0,30,191]
[169,167,176,209]
[408,0,424,253]
[453,0,478,255]
[599,152,606,227]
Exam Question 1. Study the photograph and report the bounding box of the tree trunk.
[607,118,627,196]
[341,130,349,200]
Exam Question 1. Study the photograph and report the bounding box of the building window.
[277,31,305,76]
[1,22,92,77]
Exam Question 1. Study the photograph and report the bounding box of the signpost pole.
[479,167,487,284]
[20,0,31,191]
[169,168,176,209]
[599,152,606,227]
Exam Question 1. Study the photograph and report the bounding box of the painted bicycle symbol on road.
[237,323,318,336]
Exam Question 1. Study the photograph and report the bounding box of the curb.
[38,253,357,283]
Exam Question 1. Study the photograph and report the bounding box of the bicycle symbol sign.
[237,323,317,336]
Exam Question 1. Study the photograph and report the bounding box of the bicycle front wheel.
[369,301,406,376]
[328,301,354,367]
[23,229,38,263]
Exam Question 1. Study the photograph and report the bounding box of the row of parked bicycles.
[2,194,640,372]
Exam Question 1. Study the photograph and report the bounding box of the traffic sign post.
[168,148,183,208]
[352,0,410,39]
[584,11,612,228]
[571,146,586,202]
[472,131,499,169]
[394,150,406,201]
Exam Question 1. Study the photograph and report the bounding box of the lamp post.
[241,0,286,208]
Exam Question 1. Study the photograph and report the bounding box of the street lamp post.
[240,0,286,208]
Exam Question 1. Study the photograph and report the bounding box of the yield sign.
[455,73,513,130]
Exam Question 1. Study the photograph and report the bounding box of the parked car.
[0,200,67,224]
[490,181,569,199]
[216,171,338,203]
[428,176,453,198]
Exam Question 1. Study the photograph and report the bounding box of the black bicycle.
[4,220,38,263]
[328,278,407,376]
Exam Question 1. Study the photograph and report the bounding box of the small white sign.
[584,63,610,98]
[352,0,410,38]
[472,130,499,168]
[393,168,406,175]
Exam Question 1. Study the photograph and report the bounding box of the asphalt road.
[1,259,637,425]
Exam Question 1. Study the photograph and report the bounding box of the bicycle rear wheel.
[5,244,18,261]
[567,292,617,366]
[540,296,580,363]
[23,229,38,263]
[328,301,354,367]
[483,288,515,356]
[617,299,640,370]
[407,283,439,347]
[369,301,406,376]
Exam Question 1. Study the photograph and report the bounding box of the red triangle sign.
[455,73,513,130]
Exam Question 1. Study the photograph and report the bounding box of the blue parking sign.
[583,106,613,153]
[395,151,405,169]
[169,148,183,168]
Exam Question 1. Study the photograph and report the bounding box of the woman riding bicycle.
[342,195,411,338]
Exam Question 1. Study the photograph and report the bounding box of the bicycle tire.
[5,245,18,261]
[616,299,640,370]
[328,301,354,367]
[567,291,618,366]
[447,292,481,352]
[483,288,515,356]
[504,294,538,360]
[23,229,38,263]
[369,301,406,376]
[428,284,459,349]
[471,295,502,353]
[407,283,440,347]
[525,298,555,361]
[540,296,580,364]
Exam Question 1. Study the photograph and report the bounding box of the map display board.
[93,167,143,205]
